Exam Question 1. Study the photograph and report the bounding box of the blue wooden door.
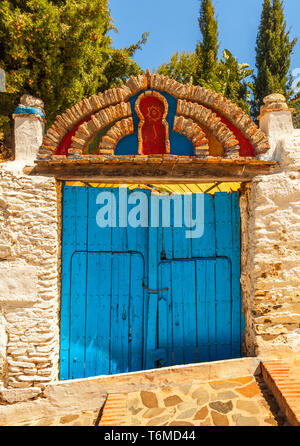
[146,192,244,368]
[157,258,233,367]
[60,186,148,380]
[60,185,244,379]
[62,251,145,379]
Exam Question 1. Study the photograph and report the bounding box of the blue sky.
[108,0,300,77]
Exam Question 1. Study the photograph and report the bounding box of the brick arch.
[173,116,209,157]
[146,74,269,156]
[38,71,269,160]
[68,102,132,155]
[98,118,134,155]
[39,75,148,158]
[176,100,240,158]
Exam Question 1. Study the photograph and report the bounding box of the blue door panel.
[60,187,88,380]
[85,253,111,377]
[61,250,144,379]
[157,257,232,367]
[60,186,243,379]
[69,252,87,379]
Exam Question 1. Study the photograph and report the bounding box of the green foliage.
[217,50,253,115]
[156,51,197,85]
[289,93,300,129]
[195,0,219,82]
[157,0,253,114]
[252,0,298,117]
[0,92,18,160]
[0,0,146,126]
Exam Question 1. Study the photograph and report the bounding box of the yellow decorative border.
[134,90,170,155]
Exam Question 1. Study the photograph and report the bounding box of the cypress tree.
[157,0,253,114]
[195,0,219,82]
[252,0,297,117]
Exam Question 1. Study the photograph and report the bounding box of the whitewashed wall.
[241,106,300,358]
[0,162,60,391]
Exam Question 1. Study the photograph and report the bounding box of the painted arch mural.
[39,72,269,161]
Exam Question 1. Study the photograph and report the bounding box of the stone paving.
[118,375,288,426]
[9,374,288,426]
[19,409,100,426]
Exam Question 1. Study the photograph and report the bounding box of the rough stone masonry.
[0,163,60,391]
[0,92,299,402]
[0,95,60,395]
[241,94,300,359]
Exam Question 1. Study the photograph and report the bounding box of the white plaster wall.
[0,162,60,389]
[242,132,300,358]
[14,116,45,163]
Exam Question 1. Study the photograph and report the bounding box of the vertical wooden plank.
[60,185,73,380]
[60,186,88,380]
[86,186,112,377]
[157,262,172,367]
[182,260,197,365]
[171,261,185,365]
[207,260,217,361]
[69,252,87,379]
[192,194,216,258]
[127,187,149,261]
[110,253,130,374]
[173,194,191,259]
[161,194,174,260]
[196,260,215,362]
[112,186,128,251]
[145,192,159,369]
[157,194,173,367]
[85,253,111,377]
[215,192,233,256]
[127,187,150,368]
[127,188,149,271]
[231,192,243,358]
[215,192,242,359]
[88,186,112,251]
[215,192,233,360]
[129,253,144,372]
[215,258,232,360]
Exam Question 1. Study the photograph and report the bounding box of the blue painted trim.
[13,105,45,118]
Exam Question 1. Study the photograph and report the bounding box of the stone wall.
[0,162,60,391]
[0,93,299,405]
[241,130,300,358]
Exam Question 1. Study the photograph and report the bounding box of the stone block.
[0,266,37,303]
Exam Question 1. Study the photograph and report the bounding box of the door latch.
[142,282,169,293]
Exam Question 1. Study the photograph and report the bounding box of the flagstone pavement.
[20,374,289,426]
[98,374,288,427]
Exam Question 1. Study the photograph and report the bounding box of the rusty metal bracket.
[142,282,169,293]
